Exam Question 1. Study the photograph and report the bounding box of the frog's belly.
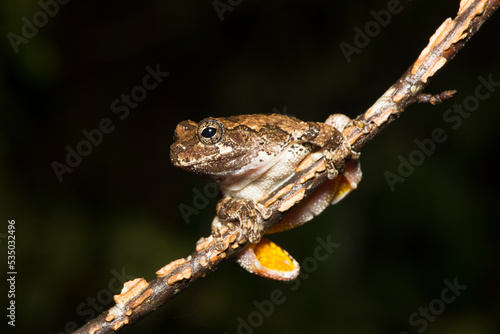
[221,144,314,202]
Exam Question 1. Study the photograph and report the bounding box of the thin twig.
[72,1,499,333]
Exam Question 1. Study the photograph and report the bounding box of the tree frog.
[170,113,361,280]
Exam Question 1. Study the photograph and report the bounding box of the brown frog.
[171,113,361,280]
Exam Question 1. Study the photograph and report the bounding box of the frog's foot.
[323,114,361,179]
[235,237,300,281]
[213,197,262,250]
[211,216,238,251]
[323,139,352,179]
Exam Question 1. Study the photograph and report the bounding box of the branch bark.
[72,1,499,333]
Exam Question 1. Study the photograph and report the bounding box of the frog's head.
[170,115,293,179]
[170,117,259,177]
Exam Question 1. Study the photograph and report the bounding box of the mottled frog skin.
[171,113,361,280]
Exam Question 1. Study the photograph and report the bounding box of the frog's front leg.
[212,197,263,250]
[322,132,352,179]
[324,113,374,166]
[305,114,357,179]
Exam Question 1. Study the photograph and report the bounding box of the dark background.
[1,1,499,333]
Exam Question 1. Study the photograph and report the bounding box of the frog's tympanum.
[171,113,361,280]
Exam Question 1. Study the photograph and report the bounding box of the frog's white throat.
[218,143,315,202]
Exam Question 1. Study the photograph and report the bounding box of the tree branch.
[72,1,499,333]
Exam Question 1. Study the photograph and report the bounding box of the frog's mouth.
[170,142,247,176]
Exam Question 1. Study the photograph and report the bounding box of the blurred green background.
[1,0,499,333]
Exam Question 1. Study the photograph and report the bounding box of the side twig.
[72,1,499,333]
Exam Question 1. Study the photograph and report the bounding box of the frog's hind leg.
[267,159,362,234]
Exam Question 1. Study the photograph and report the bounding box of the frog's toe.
[331,159,362,204]
[235,238,299,281]
[326,166,340,180]
[238,212,262,244]
[233,224,260,245]
[247,223,263,244]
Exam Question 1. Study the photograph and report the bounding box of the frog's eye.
[197,120,223,145]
